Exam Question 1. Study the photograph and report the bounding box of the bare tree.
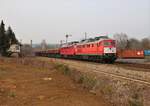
[114,33,150,50]
[21,44,33,56]
[113,33,128,50]
[141,38,150,49]
[127,38,142,50]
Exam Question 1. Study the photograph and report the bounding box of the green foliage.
[82,75,97,89]
[0,20,6,55]
[6,26,18,44]
[0,20,18,56]
[129,99,143,106]
[61,65,70,75]
[101,84,113,96]
[78,75,84,84]
[9,91,16,98]
[54,63,71,75]
[128,91,143,106]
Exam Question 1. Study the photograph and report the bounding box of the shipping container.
[117,50,144,59]
[144,50,150,56]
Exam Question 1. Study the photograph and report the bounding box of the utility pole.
[85,32,87,40]
[30,40,32,48]
[60,40,64,47]
[20,39,22,44]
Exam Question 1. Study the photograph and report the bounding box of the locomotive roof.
[80,36,109,42]
[61,41,79,47]
[61,36,113,47]
[77,36,111,45]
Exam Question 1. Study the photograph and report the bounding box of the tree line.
[114,33,150,50]
[0,20,18,56]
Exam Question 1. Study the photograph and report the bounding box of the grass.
[82,75,97,89]
[128,91,143,106]
[9,91,16,98]
[1,58,146,106]
[53,63,97,89]
[78,75,84,84]
[129,99,143,106]
[53,63,71,75]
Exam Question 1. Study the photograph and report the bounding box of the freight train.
[35,36,117,63]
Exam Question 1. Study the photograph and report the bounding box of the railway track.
[51,57,150,71]
[67,63,150,86]
[48,58,150,86]
[114,62,150,71]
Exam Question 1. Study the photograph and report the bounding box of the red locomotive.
[35,36,117,63]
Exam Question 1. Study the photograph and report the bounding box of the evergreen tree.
[0,20,19,56]
[0,20,6,55]
[6,26,18,45]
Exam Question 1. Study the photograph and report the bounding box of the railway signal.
[65,34,72,43]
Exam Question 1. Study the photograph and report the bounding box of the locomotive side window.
[87,44,90,48]
[92,44,94,47]
[97,43,99,47]
[78,45,82,48]
[97,42,101,47]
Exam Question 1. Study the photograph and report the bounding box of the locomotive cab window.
[103,41,111,46]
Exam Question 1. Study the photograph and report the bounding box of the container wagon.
[117,50,144,59]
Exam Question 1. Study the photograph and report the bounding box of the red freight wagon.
[47,49,60,54]
[46,48,60,58]
[117,50,144,59]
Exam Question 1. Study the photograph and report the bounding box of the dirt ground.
[0,59,109,106]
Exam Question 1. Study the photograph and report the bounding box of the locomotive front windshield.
[103,41,115,46]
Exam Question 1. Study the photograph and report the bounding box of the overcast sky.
[0,0,150,44]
